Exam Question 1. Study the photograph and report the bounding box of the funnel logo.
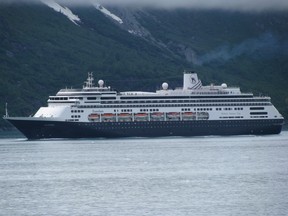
[190,76,196,84]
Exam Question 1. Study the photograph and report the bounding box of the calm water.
[0,132,288,216]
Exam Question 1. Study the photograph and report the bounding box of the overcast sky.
[1,0,288,11]
[98,0,288,11]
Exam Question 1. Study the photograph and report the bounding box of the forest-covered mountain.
[1,1,288,127]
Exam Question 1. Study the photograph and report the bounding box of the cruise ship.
[4,71,284,139]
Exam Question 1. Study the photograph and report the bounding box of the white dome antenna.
[162,82,168,90]
[98,80,104,87]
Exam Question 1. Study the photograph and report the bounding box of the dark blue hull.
[4,118,284,139]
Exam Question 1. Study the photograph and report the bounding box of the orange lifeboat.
[118,113,131,117]
[167,112,180,118]
[102,113,115,118]
[118,113,132,122]
[134,113,148,121]
[101,113,116,122]
[151,112,164,118]
[182,112,196,120]
[182,112,196,117]
[88,113,100,122]
[151,112,164,121]
[135,113,148,117]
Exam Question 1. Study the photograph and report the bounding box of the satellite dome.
[221,83,227,88]
[162,82,168,90]
[98,80,104,87]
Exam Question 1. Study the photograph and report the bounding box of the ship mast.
[4,103,9,117]
[84,72,94,89]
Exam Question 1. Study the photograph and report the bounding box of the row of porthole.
[77,103,270,109]
[71,110,84,113]
[101,99,270,104]
[84,119,275,125]
[182,108,191,111]
[196,108,212,111]
[219,116,244,119]
[82,123,271,130]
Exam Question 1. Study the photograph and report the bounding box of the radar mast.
[84,72,94,89]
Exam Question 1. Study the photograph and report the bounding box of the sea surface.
[0,131,288,216]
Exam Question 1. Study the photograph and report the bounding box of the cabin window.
[250,112,268,115]
[101,97,116,100]
[250,107,264,110]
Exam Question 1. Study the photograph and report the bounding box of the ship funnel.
[183,71,202,90]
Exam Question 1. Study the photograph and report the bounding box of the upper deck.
[52,71,253,100]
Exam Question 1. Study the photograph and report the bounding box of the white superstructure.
[33,71,283,124]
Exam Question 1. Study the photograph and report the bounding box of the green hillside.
[0,3,288,128]
[0,3,185,127]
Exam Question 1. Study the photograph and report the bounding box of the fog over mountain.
[98,0,288,11]
[195,32,288,65]
[1,0,288,11]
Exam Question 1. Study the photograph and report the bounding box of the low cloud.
[1,0,288,11]
[98,0,288,11]
[194,32,288,65]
